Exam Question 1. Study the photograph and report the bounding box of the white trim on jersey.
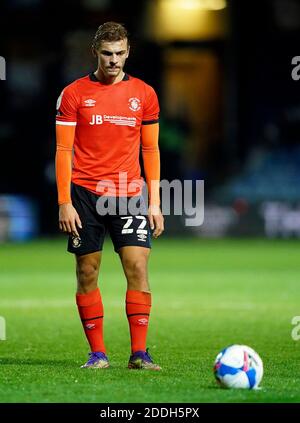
[55,121,77,126]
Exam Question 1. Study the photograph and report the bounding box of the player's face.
[96,39,129,79]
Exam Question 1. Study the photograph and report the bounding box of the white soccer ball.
[213,344,263,389]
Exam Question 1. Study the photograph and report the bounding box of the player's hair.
[92,22,129,53]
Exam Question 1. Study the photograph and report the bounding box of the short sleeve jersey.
[56,73,159,196]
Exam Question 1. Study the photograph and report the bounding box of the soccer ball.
[213,344,263,389]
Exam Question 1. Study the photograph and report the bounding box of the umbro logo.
[137,318,148,326]
[137,233,147,242]
[84,99,96,107]
[85,323,96,330]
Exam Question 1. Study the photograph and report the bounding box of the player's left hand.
[148,205,164,238]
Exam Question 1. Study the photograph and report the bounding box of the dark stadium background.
[2,0,300,409]
[0,0,300,240]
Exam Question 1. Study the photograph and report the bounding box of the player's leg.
[76,251,101,294]
[118,245,150,292]
[118,246,161,370]
[107,196,161,370]
[68,184,108,368]
[75,252,109,368]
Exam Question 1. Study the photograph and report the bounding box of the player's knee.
[76,259,99,289]
[124,258,147,280]
[132,260,147,280]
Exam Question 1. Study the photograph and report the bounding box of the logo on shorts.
[128,97,141,111]
[137,233,147,242]
[72,236,82,248]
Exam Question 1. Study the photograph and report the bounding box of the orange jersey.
[56,73,159,197]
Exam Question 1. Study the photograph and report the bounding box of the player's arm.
[141,123,164,238]
[55,123,82,237]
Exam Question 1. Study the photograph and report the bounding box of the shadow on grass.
[0,357,139,372]
[0,358,76,366]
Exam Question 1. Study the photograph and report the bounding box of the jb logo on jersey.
[89,114,103,125]
[89,114,137,127]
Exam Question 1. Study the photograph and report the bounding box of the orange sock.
[126,290,151,353]
[76,288,106,353]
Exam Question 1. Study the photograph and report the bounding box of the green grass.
[1,237,300,403]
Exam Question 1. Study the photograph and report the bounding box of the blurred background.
[1,0,300,242]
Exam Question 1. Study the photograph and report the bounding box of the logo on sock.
[85,323,96,330]
[137,318,148,326]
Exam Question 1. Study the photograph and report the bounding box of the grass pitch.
[1,237,300,403]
